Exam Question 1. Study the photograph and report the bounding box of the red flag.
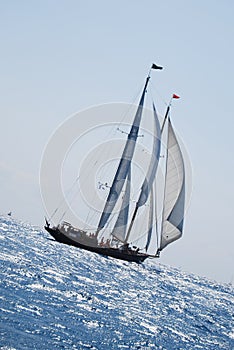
[173,94,180,99]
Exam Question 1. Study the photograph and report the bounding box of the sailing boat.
[45,64,186,263]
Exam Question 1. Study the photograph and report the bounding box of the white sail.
[160,118,185,251]
[124,102,161,244]
[137,103,161,207]
[97,77,150,231]
[44,65,191,262]
[111,168,131,242]
[145,189,154,251]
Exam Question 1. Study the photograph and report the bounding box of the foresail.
[145,189,154,251]
[137,103,161,207]
[111,167,131,242]
[160,118,185,251]
[97,77,150,231]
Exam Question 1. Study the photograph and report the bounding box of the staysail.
[145,189,154,251]
[97,76,150,231]
[137,103,161,207]
[124,102,161,244]
[160,118,185,250]
[111,167,131,242]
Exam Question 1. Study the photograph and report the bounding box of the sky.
[0,0,233,284]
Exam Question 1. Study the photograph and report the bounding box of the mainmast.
[97,70,151,233]
[124,64,163,244]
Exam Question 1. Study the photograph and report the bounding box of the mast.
[149,102,172,256]
[161,105,170,132]
[161,93,177,132]
[124,101,162,245]
[146,99,175,256]
[97,74,150,232]
[159,110,170,251]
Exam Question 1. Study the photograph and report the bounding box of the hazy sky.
[0,0,233,284]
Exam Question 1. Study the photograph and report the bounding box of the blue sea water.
[0,216,233,349]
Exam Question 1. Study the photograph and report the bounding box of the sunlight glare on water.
[0,216,233,349]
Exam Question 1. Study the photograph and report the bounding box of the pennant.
[151,63,163,70]
[173,94,180,99]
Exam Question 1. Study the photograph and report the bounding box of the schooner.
[45,64,186,262]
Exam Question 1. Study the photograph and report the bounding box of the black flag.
[151,63,163,70]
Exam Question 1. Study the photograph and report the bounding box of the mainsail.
[160,118,185,251]
[97,76,150,231]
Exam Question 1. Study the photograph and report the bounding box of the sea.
[0,215,233,349]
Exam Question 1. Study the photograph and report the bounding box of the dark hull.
[45,226,149,263]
